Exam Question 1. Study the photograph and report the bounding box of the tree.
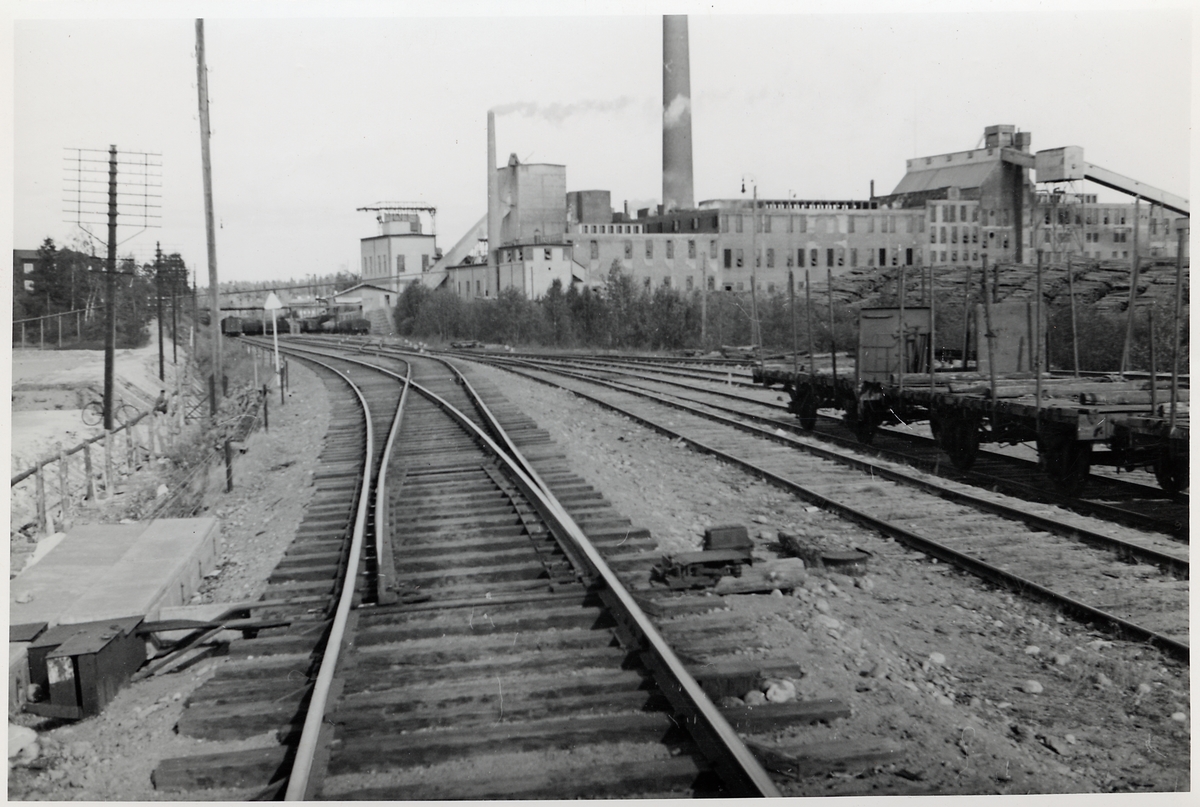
[540,279,573,346]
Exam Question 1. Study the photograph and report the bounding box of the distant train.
[220,316,293,337]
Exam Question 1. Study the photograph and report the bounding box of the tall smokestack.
[662,15,694,213]
[487,111,499,292]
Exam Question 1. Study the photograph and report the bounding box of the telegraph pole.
[155,242,164,381]
[196,19,222,388]
[103,145,118,431]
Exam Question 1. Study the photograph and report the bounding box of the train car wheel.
[791,385,819,431]
[941,415,980,471]
[852,405,879,445]
[1154,445,1189,495]
[1038,430,1092,497]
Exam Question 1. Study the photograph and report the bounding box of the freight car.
[220,316,243,336]
[756,296,1188,496]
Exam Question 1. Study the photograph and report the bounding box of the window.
[941,250,947,262]
[723,283,734,291]
[837,248,844,267]
[946,206,956,223]
[940,226,947,244]
[624,240,633,259]
[787,253,794,268]
[687,239,696,259]
[766,248,774,268]
[362,257,367,273]
[767,282,776,293]
[810,248,818,267]
[850,248,858,267]
[972,227,978,244]
[951,226,958,244]
[952,251,958,262]
[930,228,937,244]
[724,249,732,269]
[906,217,914,233]
[755,249,761,268]
[971,207,979,222]
[544,247,552,261]
[736,215,744,233]
[666,240,674,259]
[422,254,429,271]
[686,276,693,291]
[826,248,834,267]
[879,248,887,266]
[708,276,715,290]
[905,248,913,265]
[787,216,795,234]
[590,240,599,259]
[763,216,771,233]
[663,276,672,287]
[799,215,807,233]
[710,240,718,259]
[736,281,745,291]
[720,215,729,233]
[736,249,744,268]
[960,205,967,222]
[397,255,405,273]
[646,240,654,259]
[476,280,481,294]
[848,217,856,234]
[889,216,896,233]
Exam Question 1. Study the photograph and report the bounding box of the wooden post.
[960,260,971,371]
[35,466,48,536]
[1169,226,1184,431]
[57,314,62,348]
[253,353,258,388]
[263,384,270,432]
[700,252,708,346]
[58,447,71,525]
[103,430,113,498]
[224,439,233,493]
[992,258,999,303]
[1034,250,1043,429]
[805,269,815,371]
[1120,198,1142,377]
[40,317,44,351]
[83,442,96,501]
[827,267,837,381]
[928,262,936,396]
[981,262,998,424]
[897,263,906,400]
[1067,258,1080,377]
[789,269,798,379]
[209,374,217,421]
[1148,307,1157,413]
[126,422,135,469]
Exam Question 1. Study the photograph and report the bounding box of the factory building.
[358,205,439,293]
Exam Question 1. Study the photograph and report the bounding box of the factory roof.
[891,160,997,195]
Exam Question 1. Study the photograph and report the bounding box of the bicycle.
[81,399,140,428]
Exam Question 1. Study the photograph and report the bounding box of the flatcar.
[756,298,1188,496]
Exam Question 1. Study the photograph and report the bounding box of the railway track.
[152,340,790,799]
[445,351,1188,662]
[474,352,1187,539]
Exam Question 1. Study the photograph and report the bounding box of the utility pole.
[103,145,118,431]
[196,19,222,388]
[155,242,164,381]
[748,183,759,360]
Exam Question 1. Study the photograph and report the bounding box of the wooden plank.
[719,699,850,732]
[327,711,681,772]
[152,745,291,792]
[745,737,905,778]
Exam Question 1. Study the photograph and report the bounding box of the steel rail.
[466,357,1189,663]
[399,368,781,797]
[475,357,1188,577]
[282,357,377,801]
[267,340,782,797]
[372,362,411,605]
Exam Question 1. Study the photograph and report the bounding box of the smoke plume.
[491,97,635,124]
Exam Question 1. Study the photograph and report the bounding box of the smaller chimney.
[870,179,875,199]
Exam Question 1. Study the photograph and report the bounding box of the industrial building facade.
[381,123,1182,302]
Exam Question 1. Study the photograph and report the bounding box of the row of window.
[718,213,922,235]
[362,253,430,275]
[930,204,979,224]
[722,246,919,269]
[931,226,981,245]
[503,246,572,262]
[581,223,642,234]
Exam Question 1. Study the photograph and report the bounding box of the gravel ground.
[7,360,329,801]
[7,351,1189,800]
[462,359,1191,798]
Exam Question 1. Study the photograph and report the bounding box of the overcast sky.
[8,1,1193,287]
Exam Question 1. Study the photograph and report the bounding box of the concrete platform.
[10,518,221,628]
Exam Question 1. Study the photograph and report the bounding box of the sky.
[7,1,1194,288]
